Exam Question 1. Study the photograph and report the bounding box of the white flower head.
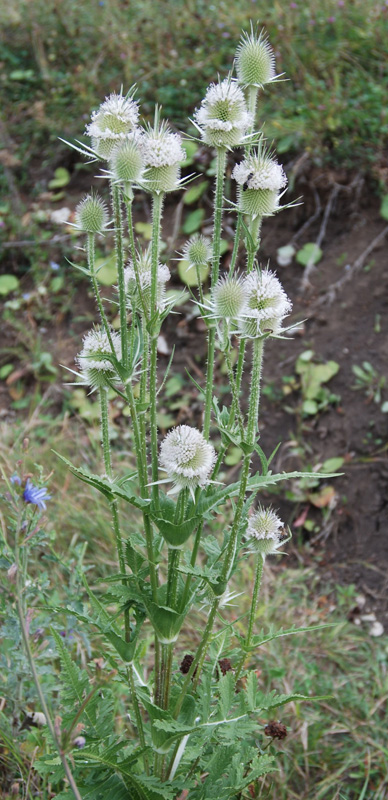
[76,327,122,388]
[232,146,287,218]
[141,119,186,193]
[124,247,170,312]
[194,77,253,148]
[86,91,140,160]
[241,268,292,338]
[246,506,285,555]
[159,425,216,497]
[236,27,277,88]
[75,193,109,234]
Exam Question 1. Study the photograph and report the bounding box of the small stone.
[369,621,384,637]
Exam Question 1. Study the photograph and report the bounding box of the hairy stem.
[203,146,227,438]
[111,182,129,370]
[235,553,264,681]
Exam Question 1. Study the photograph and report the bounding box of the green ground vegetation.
[1,0,388,186]
[1,426,387,799]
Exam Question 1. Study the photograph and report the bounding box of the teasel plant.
[34,23,338,799]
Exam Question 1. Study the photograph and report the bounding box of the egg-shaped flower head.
[245,506,285,556]
[232,145,287,219]
[141,118,186,194]
[194,77,253,149]
[159,425,216,498]
[110,130,145,186]
[241,268,291,339]
[86,91,140,160]
[76,327,122,389]
[124,246,170,314]
[181,234,212,270]
[75,193,109,234]
[236,27,277,89]
[211,274,248,321]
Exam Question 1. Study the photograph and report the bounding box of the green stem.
[99,388,129,640]
[235,553,264,682]
[150,191,164,511]
[87,233,115,352]
[173,337,264,717]
[111,182,129,370]
[203,147,227,439]
[128,666,149,774]
[125,195,150,322]
[229,213,242,278]
[124,384,158,600]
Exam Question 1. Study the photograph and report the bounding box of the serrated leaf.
[153,516,200,547]
[53,451,150,509]
[245,670,258,712]
[218,671,235,718]
[245,622,336,651]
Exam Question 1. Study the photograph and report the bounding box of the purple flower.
[10,473,22,485]
[50,261,60,271]
[327,15,336,22]
[23,479,51,511]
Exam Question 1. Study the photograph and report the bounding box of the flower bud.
[212,275,247,320]
[236,28,276,88]
[111,133,144,185]
[182,234,212,268]
[75,193,109,234]
[241,268,291,338]
[141,120,185,193]
[245,506,285,555]
[232,149,287,219]
[194,78,252,149]
[124,247,170,313]
[76,327,122,388]
[159,425,216,496]
[86,92,140,160]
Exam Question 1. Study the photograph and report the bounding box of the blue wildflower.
[23,479,51,511]
[10,473,22,485]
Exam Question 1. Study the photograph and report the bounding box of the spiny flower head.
[212,274,248,320]
[241,268,292,338]
[245,506,285,555]
[75,193,109,234]
[110,132,145,185]
[194,78,253,148]
[76,327,122,388]
[159,425,216,496]
[124,247,170,313]
[232,147,287,218]
[86,91,140,160]
[141,119,186,193]
[236,27,277,88]
[181,234,212,268]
